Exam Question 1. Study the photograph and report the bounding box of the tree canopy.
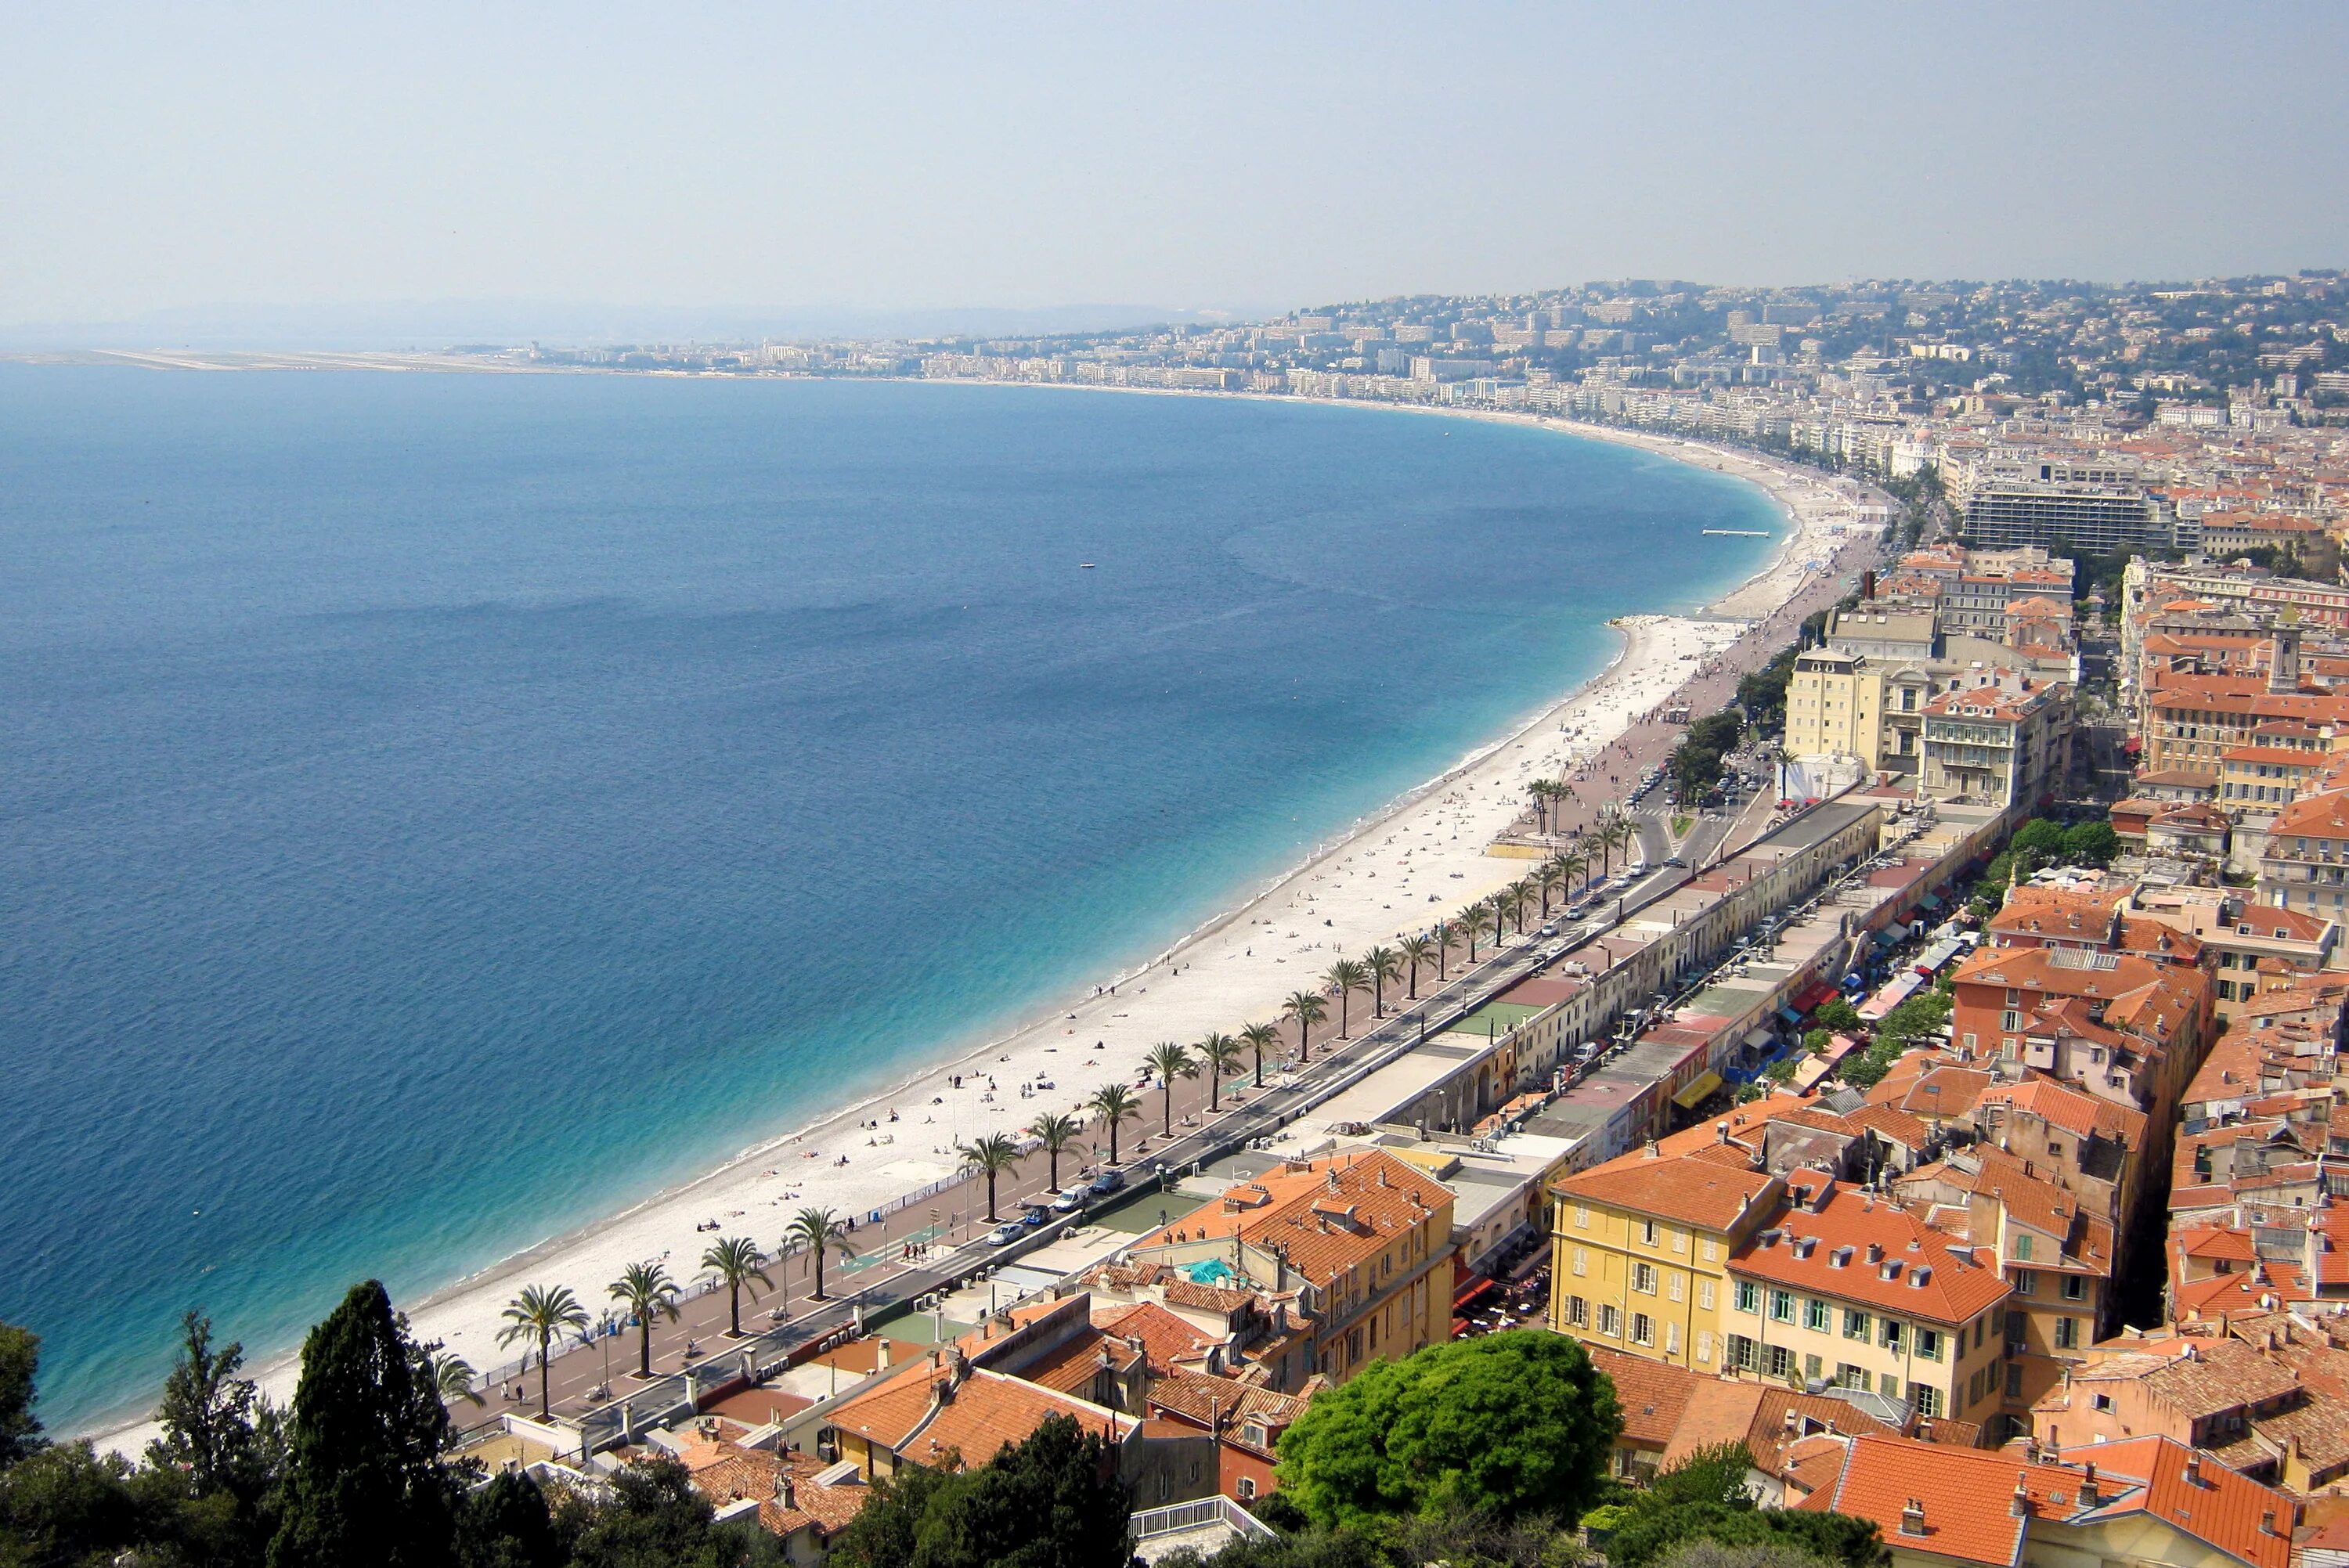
[1274,1330,1618,1529]
[829,1413,1131,1568]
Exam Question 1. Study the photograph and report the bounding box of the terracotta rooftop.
[1730,1181,2010,1325]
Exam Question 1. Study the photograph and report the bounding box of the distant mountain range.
[0,300,1263,352]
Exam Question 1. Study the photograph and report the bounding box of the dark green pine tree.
[267,1281,456,1568]
[457,1469,564,1568]
[0,1320,42,1466]
[908,1413,1134,1568]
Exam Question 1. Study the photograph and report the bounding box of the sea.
[0,367,1781,1433]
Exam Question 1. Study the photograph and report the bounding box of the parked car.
[1017,1202,1052,1227]
[1088,1169,1126,1196]
[987,1222,1026,1247]
[1051,1185,1088,1212]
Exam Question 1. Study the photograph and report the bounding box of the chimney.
[879,1339,894,1369]
[2263,1510,2280,1537]
[1644,1139,1661,1159]
[1717,1120,1731,1143]
[1901,1498,1927,1535]
[2077,1463,2098,1508]
[776,1475,796,1511]
[2011,1474,2032,1518]
[1784,1407,1802,1436]
[1866,1242,1885,1264]
[2185,1453,2202,1486]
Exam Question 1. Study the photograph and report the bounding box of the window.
[1671,1227,1687,1255]
[1641,1219,1659,1246]
[1727,1333,1758,1372]
[1878,1372,1900,1400]
[1571,1248,1588,1277]
[1803,1353,1822,1382]
[2006,1363,2023,1398]
[1667,1273,1683,1303]
[1598,1304,1621,1337]
[1770,1289,1795,1323]
[2012,1269,2037,1296]
[1736,1281,1761,1314]
[1665,1322,1680,1355]
[1911,1383,1943,1418]
[1805,1298,1830,1332]
[1633,1262,1658,1294]
[1975,1316,1986,1349]
[1767,1345,1794,1381]
[1844,1309,1871,1340]
[2061,1274,2085,1302]
[1699,1280,1716,1310]
[2091,1393,2114,1413]
[1700,1238,1717,1262]
[1838,1363,1867,1390]
[2055,1316,2079,1350]
[2012,1233,2033,1261]
[1564,1295,1589,1328]
[1697,1330,1714,1364]
[1236,1476,1257,1500]
[1632,1313,1654,1346]
[1881,1319,1904,1353]
[1575,1204,1589,1230]
[1916,1328,1942,1361]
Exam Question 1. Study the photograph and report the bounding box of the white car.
[1051,1185,1088,1213]
[987,1222,1026,1247]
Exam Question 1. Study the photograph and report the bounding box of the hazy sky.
[5,2,2344,327]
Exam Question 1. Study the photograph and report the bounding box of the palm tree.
[497,1284,588,1418]
[1146,1040,1196,1138]
[1525,778,1551,834]
[1363,946,1401,1017]
[1239,1021,1281,1088]
[1460,905,1484,964]
[1323,958,1368,1038]
[1088,1082,1141,1165]
[1283,989,1328,1062]
[1604,813,1636,876]
[428,1350,485,1411]
[957,1131,1021,1223]
[1502,879,1530,934]
[1480,896,1509,954]
[1029,1111,1084,1191]
[1398,934,1435,1000]
[781,1207,857,1301]
[699,1236,774,1339]
[607,1263,680,1380]
[1556,846,1592,899]
[1432,917,1453,981]
[1535,858,1569,917]
[1196,1031,1243,1112]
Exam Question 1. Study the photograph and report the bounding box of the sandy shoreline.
[87,393,1868,1449]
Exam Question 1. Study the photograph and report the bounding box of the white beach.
[94,408,1869,1451]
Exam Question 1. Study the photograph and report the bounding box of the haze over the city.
[4,2,2345,345]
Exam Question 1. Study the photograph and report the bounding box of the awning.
[1453,1275,1499,1311]
[1743,1027,1776,1052]
[1672,1070,1725,1108]
[1792,981,1838,1013]
[1918,892,1943,910]
[1873,929,1901,947]
[1777,1006,1804,1027]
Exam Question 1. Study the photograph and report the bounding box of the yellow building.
[1785,649,1889,768]
[1550,1143,1781,1373]
[1724,1172,2008,1426]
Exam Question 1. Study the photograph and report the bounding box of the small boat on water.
[1080,562,1096,568]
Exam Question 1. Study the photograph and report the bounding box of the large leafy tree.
[267,1280,456,1568]
[1594,1442,1882,1568]
[0,1320,41,1465]
[556,1451,770,1568]
[831,1412,1131,1568]
[456,1469,563,1568]
[148,1310,276,1523]
[1274,1329,1618,1529]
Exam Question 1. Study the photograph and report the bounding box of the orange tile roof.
[2269,788,2349,840]
[1582,1346,1701,1449]
[1554,1147,1780,1231]
[2056,1435,2293,1568]
[1140,1150,1453,1290]
[1730,1183,2009,1325]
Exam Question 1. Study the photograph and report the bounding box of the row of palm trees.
[493,1206,863,1418]
[481,813,1653,1422]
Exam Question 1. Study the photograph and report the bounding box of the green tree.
[1283,989,1328,1062]
[1027,1111,1084,1192]
[1145,1040,1196,1140]
[456,1469,562,1568]
[1322,959,1368,1039]
[1802,1028,1832,1055]
[1275,1329,1619,1529]
[1085,1083,1140,1166]
[698,1238,774,1339]
[2010,818,2066,859]
[1196,1031,1244,1112]
[957,1133,1022,1224]
[781,1209,857,1303]
[1362,946,1402,1018]
[2062,820,2120,865]
[1812,998,1863,1035]
[0,1320,42,1466]
[557,1451,772,1568]
[0,1440,150,1568]
[1239,1021,1283,1089]
[830,1412,1131,1568]
[146,1311,265,1499]
[268,1280,456,1568]
[1396,936,1435,1001]
[430,1350,485,1410]
[608,1263,683,1378]
[1597,1443,1883,1568]
[499,1285,590,1419]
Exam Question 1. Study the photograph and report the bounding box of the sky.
[3,2,2345,337]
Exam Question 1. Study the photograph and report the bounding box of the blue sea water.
[0,368,1778,1431]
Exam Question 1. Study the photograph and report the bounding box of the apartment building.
[1946,943,2214,1127]
[2257,788,2349,921]
[1918,677,2074,809]
[1723,1172,2009,1424]
[1550,1141,1781,1373]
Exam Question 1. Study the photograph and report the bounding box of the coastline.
[84,389,1867,1451]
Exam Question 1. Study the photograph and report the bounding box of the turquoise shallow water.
[0,370,1777,1430]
